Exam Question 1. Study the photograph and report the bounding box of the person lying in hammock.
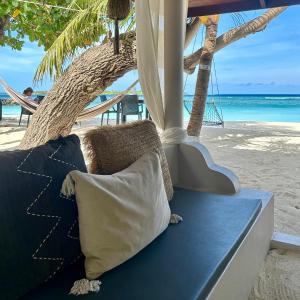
[22,87,34,116]
[23,87,33,99]
[23,87,45,104]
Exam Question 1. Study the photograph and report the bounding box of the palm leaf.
[34,0,109,82]
[68,0,94,10]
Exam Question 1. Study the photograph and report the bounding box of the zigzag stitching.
[17,143,80,281]
[67,219,79,240]
[60,193,75,202]
[49,145,78,169]
[48,145,80,241]
[47,143,81,279]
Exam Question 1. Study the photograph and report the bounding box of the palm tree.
[0,16,9,40]
[20,2,286,148]
[20,1,200,149]
[186,7,287,136]
[20,0,137,148]
[34,0,134,81]
[187,15,219,136]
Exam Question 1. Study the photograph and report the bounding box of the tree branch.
[0,16,9,40]
[184,7,287,74]
[185,17,201,49]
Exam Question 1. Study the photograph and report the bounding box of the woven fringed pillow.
[84,120,173,200]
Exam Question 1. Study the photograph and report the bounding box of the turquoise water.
[210,94,300,122]
[1,93,300,122]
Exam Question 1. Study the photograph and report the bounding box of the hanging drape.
[135,0,165,130]
[136,0,188,143]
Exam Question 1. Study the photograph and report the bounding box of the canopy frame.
[188,0,300,17]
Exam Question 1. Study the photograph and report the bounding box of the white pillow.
[61,151,171,281]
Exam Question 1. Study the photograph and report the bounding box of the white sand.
[201,122,300,237]
[1,118,300,299]
[199,122,300,300]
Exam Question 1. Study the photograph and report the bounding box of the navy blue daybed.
[22,188,266,300]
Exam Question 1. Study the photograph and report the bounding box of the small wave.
[265,97,300,100]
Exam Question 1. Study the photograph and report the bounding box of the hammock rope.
[0,78,139,121]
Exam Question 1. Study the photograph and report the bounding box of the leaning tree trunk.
[20,33,137,149]
[20,19,201,149]
[19,7,285,147]
[185,17,201,49]
[185,6,286,137]
[187,16,219,137]
[184,7,287,74]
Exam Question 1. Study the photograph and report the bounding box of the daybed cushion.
[84,120,174,201]
[22,188,262,300]
[0,135,87,300]
[61,151,170,280]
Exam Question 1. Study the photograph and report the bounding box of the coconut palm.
[20,3,286,149]
[186,7,287,136]
[35,0,135,82]
[187,15,219,137]
[20,3,200,149]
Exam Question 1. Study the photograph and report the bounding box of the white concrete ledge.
[164,141,240,195]
[271,232,300,252]
[207,189,274,300]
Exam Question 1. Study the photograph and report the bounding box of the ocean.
[1,93,300,123]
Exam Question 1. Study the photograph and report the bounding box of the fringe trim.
[69,278,101,295]
[170,214,183,224]
[60,173,75,197]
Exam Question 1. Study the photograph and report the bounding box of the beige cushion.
[84,120,173,201]
[63,151,171,280]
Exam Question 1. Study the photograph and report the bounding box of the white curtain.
[136,1,188,140]
[136,0,165,130]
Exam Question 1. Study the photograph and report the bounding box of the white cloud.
[0,55,37,71]
[21,47,45,56]
[0,44,44,72]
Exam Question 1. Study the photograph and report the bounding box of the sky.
[0,6,300,95]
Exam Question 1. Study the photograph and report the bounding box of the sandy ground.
[1,117,300,299]
[200,122,300,300]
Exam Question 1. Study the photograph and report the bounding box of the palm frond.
[68,0,94,10]
[34,0,109,82]
[119,8,135,31]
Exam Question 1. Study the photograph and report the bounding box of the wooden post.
[114,19,120,54]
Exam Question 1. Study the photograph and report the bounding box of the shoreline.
[2,114,300,124]
[2,92,300,124]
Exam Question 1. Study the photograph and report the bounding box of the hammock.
[0,78,139,121]
[183,26,224,127]
[184,99,224,126]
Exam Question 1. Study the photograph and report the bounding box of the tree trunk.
[185,17,201,49]
[20,21,201,149]
[187,16,219,137]
[0,16,9,40]
[184,7,287,74]
[19,7,285,148]
[20,32,137,149]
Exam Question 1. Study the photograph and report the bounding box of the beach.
[0,118,299,299]
[1,1,300,298]
[201,121,300,300]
